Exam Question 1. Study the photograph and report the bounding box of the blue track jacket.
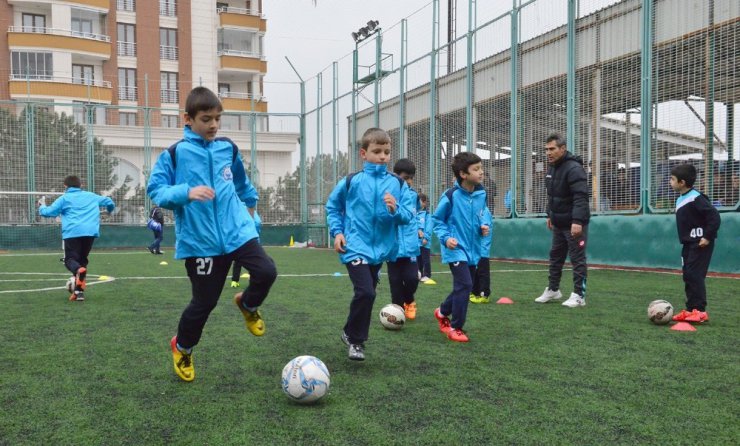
[417,209,433,249]
[432,183,489,265]
[39,188,115,239]
[147,126,259,259]
[480,206,493,258]
[326,162,415,265]
[394,187,421,259]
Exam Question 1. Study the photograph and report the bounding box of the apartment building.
[0,0,297,190]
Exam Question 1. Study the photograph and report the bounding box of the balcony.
[9,75,112,103]
[8,0,110,9]
[8,26,111,59]
[160,89,179,104]
[217,7,266,31]
[218,92,267,113]
[117,41,136,57]
[118,86,137,101]
[218,50,267,74]
[160,45,178,61]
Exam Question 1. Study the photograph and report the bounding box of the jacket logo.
[222,166,233,182]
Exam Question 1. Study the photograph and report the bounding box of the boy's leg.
[231,239,277,308]
[231,261,242,283]
[470,263,480,296]
[682,243,713,312]
[386,261,404,306]
[153,230,163,252]
[63,237,84,275]
[477,258,491,297]
[548,228,569,292]
[421,247,432,278]
[565,225,588,297]
[343,261,382,345]
[399,258,420,304]
[177,254,232,349]
[440,261,472,329]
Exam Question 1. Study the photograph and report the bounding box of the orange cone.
[496,297,514,304]
[670,322,696,332]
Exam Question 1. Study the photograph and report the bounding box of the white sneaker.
[562,292,586,307]
[534,287,562,303]
[420,276,430,283]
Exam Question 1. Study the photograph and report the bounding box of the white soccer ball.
[647,299,674,325]
[66,276,75,293]
[281,355,330,404]
[379,304,405,330]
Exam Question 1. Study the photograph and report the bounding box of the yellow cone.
[160,261,168,265]
[289,235,294,247]
[98,275,109,281]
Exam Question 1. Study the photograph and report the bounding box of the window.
[22,14,45,33]
[159,28,178,60]
[162,115,178,128]
[118,68,137,101]
[11,52,53,80]
[159,0,176,16]
[218,83,230,95]
[117,23,136,56]
[72,103,103,125]
[160,72,178,103]
[119,112,137,126]
[117,0,135,12]
[71,18,93,38]
[216,2,228,12]
[72,64,94,85]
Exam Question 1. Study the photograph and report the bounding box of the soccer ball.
[65,276,75,293]
[281,355,330,404]
[379,304,405,330]
[647,299,673,325]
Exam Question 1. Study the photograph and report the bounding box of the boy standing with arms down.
[432,152,490,342]
[669,164,721,323]
[326,128,415,361]
[38,175,115,301]
[387,158,421,320]
[148,87,277,382]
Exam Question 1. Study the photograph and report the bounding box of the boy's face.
[398,171,414,187]
[360,142,391,165]
[461,162,484,185]
[669,175,686,193]
[184,108,222,141]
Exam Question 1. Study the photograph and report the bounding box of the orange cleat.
[434,308,452,333]
[672,309,691,322]
[75,267,87,291]
[684,309,709,323]
[447,328,469,342]
[404,302,417,320]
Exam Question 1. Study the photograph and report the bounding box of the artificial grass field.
[0,247,738,445]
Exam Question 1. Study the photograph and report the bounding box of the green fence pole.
[332,61,338,185]
[704,0,715,197]
[317,72,323,206]
[351,47,358,171]
[429,0,439,208]
[465,0,474,153]
[399,19,407,158]
[640,0,653,214]
[26,103,35,221]
[86,105,95,192]
[374,31,381,127]
[567,0,576,155]
[510,0,519,217]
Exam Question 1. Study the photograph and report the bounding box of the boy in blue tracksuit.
[416,193,436,285]
[470,207,493,303]
[147,86,277,382]
[386,158,421,321]
[38,175,115,302]
[326,128,415,361]
[432,152,490,342]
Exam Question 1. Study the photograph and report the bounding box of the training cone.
[670,322,696,332]
[159,261,168,266]
[333,272,342,277]
[240,273,250,279]
[496,297,514,304]
[98,275,109,281]
[289,235,294,247]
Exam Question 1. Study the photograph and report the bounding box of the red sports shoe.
[434,308,452,333]
[75,267,87,291]
[684,309,709,323]
[672,309,691,322]
[447,328,469,342]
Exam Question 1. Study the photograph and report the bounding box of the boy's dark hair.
[671,163,697,188]
[393,158,416,176]
[451,152,482,182]
[546,133,567,147]
[64,175,81,188]
[418,192,428,203]
[360,128,391,150]
[185,86,223,118]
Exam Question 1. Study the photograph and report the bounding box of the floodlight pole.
[373,30,382,127]
[352,45,358,171]
[285,57,308,227]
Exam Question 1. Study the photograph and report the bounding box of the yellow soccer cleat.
[423,278,437,285]
[230,281,240,288]
[234,293,265,336]
[170,336,194,382]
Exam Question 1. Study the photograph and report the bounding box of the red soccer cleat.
[434,308,452,334]
[447,328,469,343]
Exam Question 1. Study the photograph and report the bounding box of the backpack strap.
[168,138,239,171]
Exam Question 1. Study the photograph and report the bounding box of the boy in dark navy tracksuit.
[668,164,721,323]
[39,175,116,302]
[148,87,277,382]
[416,193,436,285]
[326,128,415,361]
[432,152,490,343]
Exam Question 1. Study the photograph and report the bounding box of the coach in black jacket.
[534,133,590,308]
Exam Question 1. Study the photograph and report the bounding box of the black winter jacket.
[545,152,590,228]
[149,206,164,224]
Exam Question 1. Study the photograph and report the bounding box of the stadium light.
[351,20,380,43]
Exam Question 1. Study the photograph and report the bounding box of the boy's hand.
[188,186,215,202]
[546,218,553,230]
[418,229,424,238]
[481,225,490,237]
[571,223,582,238]
[421,238,428,246]
[383,192,397,213]
[698,237,710,248]
[446,237,458,249]
[334,233,347,253]
[37,196,46,207]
